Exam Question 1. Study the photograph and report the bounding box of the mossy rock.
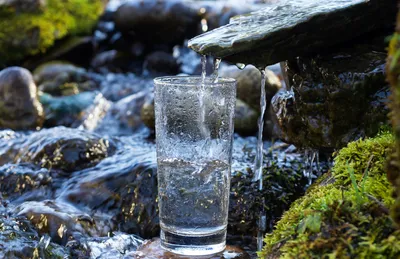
[387,9,400,227]
[0,0,106,64]
[261,132,400,258]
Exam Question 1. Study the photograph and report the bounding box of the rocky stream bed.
[1,0,400,258]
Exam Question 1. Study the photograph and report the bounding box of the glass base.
[160,229,226,256]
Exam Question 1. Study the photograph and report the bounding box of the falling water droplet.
[201,18,208,32]
[236,63,246,70]
[211,58,222,83]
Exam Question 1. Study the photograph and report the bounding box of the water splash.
[253,68,267,251]
[78,93,112,131]
[211,58,222,83]
[303,149,320,186]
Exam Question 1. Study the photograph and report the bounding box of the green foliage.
[386,9,400,228]
[0,0,105,63]
[260,132,399,258]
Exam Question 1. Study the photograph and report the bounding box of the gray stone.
[235,99,259,136]
[15,127,116,172]
[33,62,99,96]
[114,0,201,45]
[0,67,44,130]
[219,65,281,111]
[188,0,396,68]
[39,91,98,127]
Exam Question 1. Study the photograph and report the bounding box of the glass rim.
[154,76,236,87]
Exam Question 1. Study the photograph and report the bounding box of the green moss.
[0,0,106,63]
[261,132,400,258]
[387,10,400,227]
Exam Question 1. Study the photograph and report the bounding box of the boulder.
[0,203,69,258]
[60,140,159,239]
[0,67,44,130]
[15,200,104,245]
[234,99,258,136]
[34,61,99,96]
[272,44,389,149]
[140,95,155,132]
[114,0,201,46]
[15,127,116,172]
[143,51,180,76]
[219,65,281,111]
[188,0,396,68]
[40,91,99,127]
[0,163,53,202]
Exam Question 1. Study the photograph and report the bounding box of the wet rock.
[131,238,250,259]
[219,65,281,111]
[40,91,99,127]
[100,73,153,102]
[188,0,396,68]
[228,145,329,246]
[0,0,105,64]
[114,0,201,46]
[140,95,155,132]
[143,51,180,76]
[91,50,143,74]
[0,130,24,165]
[61,138,158,238]
[234,99,258,136]
[15,127,116,173]
[108,90,150,132]
[0,163,53,202]
[15,200,104,245]
[34,62,99,96]
[0,205,69,258]
[272,45,389,149]
[0,67,44,130]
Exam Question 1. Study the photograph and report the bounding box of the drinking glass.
[154,76,236,255]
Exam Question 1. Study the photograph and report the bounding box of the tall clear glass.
[154,76,236,256]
